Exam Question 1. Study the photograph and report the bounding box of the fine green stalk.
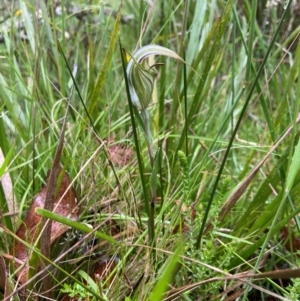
[119,40,151,218]
[140,109,154,165]
[245,0,257,80]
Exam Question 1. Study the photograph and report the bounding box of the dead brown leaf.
[108,143,135,167]
[13,171,79,285]
[0,147,18,227]
[0,256,6,291]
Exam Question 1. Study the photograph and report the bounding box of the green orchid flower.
[130,59,158,111]
[126,45,182,111]
[126,45,183,162]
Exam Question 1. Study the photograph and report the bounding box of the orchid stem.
[141,109,154,167]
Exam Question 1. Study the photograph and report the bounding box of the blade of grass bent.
[166,267,300,301]
[229,200,300,269]
[204,117,298,234]
[233,146,289,233]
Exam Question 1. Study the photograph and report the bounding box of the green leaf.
[35,208,121,246]
[88,7,121,117]
[286,138,300,193]
[148,241,183,301]
[0,112,9,156]
[19,2,35,52]
[233,148,289,233]
[150,150,160,198]
[229,201,300,268]
[78,270,100,296]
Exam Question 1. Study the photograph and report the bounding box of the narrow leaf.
[286,138,300,193]
[0,147,17,230]
[204,119,298,234]
[149,241,182,301]
[0,256,5,290]
[88,7,121,117]
[36,208,120,246]
[40,105,69,297]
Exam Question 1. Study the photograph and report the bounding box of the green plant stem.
[119,40,151,220]
[140,109,154,167]
[140,110,155,248]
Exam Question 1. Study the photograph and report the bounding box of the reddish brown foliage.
[13,171,79,285]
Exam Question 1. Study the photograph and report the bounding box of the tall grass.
[1,0,300,300]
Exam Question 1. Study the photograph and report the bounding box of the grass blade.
[88,7,121,120]
[36,208,120,246]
